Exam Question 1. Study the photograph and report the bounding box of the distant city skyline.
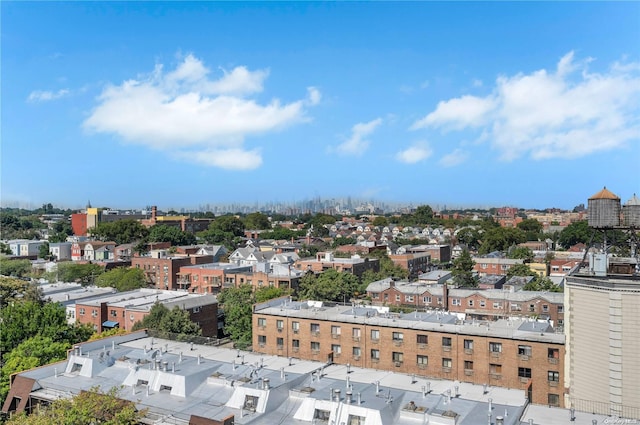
[2,2,639,210]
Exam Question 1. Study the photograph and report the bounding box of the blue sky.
[2,2,639,211]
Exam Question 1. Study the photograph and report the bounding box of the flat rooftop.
[255,300,565,344]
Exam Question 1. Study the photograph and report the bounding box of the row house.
[367,279,446,310]
[473,257,524,276]
[223,264,305,292]
[253,299,566,407]
[366,280,564,325]
[295,252,380,278]
[48,242,72,260]
[131,252,214,290]
[7,239,46,257]
[177,263,253,293]
[73,288,218,336]
[447,289,565,326]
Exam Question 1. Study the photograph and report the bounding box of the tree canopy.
[478,227,527,254]
[297,269,362,303]
[243,212,271,230]
[6,386,144,425]
[52,262,104,285]
[148,224,196,246]
[451,249,477,288]
[89,219,149,244]
[0,258,32,278]
[508,246,534,262]
[94,267,147,292]
[131,302,201,338]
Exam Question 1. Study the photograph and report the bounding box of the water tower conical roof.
[625,194,640,206]
[589,187,620,201]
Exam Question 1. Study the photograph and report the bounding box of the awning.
[102,321,119,328]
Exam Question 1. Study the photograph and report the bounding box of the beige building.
[564,255,640,419]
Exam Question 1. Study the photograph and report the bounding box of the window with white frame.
[371,329,380,340]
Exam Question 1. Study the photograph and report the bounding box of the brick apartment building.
[132,251,214,290]
[473,257,525,276]
[389,252,431,279]
[365,279,564,325]
[253,298,565,407]
[397,245,451,264]
[73,288,218,336]
[295,252,380,277]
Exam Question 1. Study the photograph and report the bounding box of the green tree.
[48,220,73,243]
[332,237,357,248]
[131,302,200,338]
[259,226,306,240]
[94,267,146,292]
[255,286,289,303]
[56,262,104,285]
[0,276,43,308]
[0,258,32,278]
[38,241,50,259]
[455,227,481,250]
[297,269,360,302]
[89,219,149,244]
[148,224,196,246]
[506,263,537,279]
[509,246,534,262]
[243,212,271,230]
[6,386,144,425]
[557,220,592,248]
[524,277,563,292]
[413,205,435,225]
[478,227,526,254]
[217,285,254,349]
[372,216,389,227]
[517,218,543,240]
[1,336,70,403]
[451,249,477,287]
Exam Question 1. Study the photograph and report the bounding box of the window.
[91,309,98,317]
[352,347,361,358]
[529,304,535,312]
[464,360,473,370]
[110,310,117,317]
[452,299,461,306]
[468,299,474,307]
[489,342,502,353]
[395,295,401,301]
[417,355,428,366]
[79,308,85,315]
[548,371,560,382]
[292,321,300,333]
[371,292,379,299]
[258,335,267,346]
[423,296,431,304]
[371,349,380,360]
[518,345,532,357]
[292,339,300,349]
[479,300,486,308]
[311,341,320,352]
[371,329,380,341]
[277,337,284,348]
[542,304,549,312]
[464,339,474,351]
[331,344,341,354]
[490,364,502,375]
[442,358,452,368]
[442,337,452,347]
[392,352,403,364]
[311,323,320,334]
[548,348,560,360]
[417,334,428,345]
[244,395,259,412]
[348,415,366,425]
[518,367,532,379]
[276,320,284,330]
[493,302,502,309]
[558,305,564,313]
[548,393,560,407]
[392,332,404,342]
[352,328,361,340]
[331,325,341,337]
[511,303,522,311]
[257,317,266,328]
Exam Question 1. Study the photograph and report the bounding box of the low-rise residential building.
[473,257,524,276]
[295,252,379,277]
[253,298,566,407]
[48,242,72,261]
[396,245,451,264]
[131,251,214,290]
[73,288,218,335]
[389,252,431,279]
[7,239,46,257]
[6,330,601,425]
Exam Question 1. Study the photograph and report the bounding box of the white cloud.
[84,54,317,169]
[307,86,321,105]
[395,142,433,164]
[411,51,640,160]
[27,89,69,102]
[335,118,382,156]
[439,148,469,167]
